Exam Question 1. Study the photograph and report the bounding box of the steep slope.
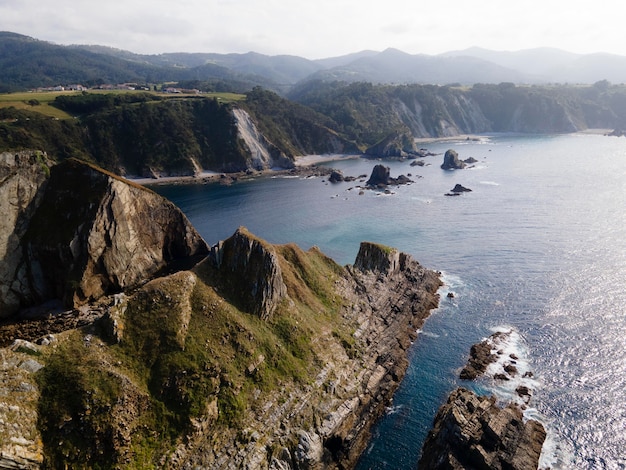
[0,151,52,317]
[0,157,208,316]
[2,226,440,469]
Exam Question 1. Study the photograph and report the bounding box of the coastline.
[126,129,615,188]
[127,155,354,187]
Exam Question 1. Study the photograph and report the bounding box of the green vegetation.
[0,92,73,119]
[242,87,359,155]
[35,241,356,468]
[3,81,626,178]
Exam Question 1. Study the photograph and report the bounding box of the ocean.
[153,133,626,469]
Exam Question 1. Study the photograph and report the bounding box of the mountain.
[441,47,626,84]
[441,47,581,81]
[4,32,626,93]
[0,32,279,92]
[307,47,528,85]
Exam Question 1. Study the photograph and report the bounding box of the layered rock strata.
[418,388,546,470]
[420,330,546,470]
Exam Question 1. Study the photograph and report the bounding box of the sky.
[0,0,622,59]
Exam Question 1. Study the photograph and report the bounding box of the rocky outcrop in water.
[420,330,545,470]
[366,164,413,188]
[419,388,546,470]
[440,149,466,170]
[0,157,208,316]
[445,184,473,197]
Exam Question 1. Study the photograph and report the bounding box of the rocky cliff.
[0,151,52,317]
[208,226,288,321]
[0,227,441,469]
[232,108,295,171]
[0,156,444,468]
[0,157,208,317]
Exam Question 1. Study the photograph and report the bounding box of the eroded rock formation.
[366,164,413,188]
[208,227,288,321]
[440,149,466,170]
[419,388,546,470]
[421,329,545,470]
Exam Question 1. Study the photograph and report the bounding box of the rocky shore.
[419,330,546,469]
[419,388,546,470]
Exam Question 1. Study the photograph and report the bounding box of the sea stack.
[441,149,466,170]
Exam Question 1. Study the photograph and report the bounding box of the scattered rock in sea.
[328,170,345,183]
[464,157,478,164]
[440,149,466,170]
[365,164,413,189]
[328,169,358,183]
[445,184,472,197]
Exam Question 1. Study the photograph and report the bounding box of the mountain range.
[2,31,626,92]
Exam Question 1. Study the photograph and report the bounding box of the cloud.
[0,0,624,58]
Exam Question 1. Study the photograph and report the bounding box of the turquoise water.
[153,134,626,469]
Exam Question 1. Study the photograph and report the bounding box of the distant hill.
[3,31,626,93]
[306,48,527,85]
[441,47,626,84]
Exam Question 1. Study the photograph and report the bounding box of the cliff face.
[208,226,288,321]
[0,157,208,316]
[232,108,295,170]
[0,151,52,317]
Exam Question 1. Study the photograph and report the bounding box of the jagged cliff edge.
[0,154,442,469]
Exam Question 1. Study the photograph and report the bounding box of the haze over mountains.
[2,32,626,92]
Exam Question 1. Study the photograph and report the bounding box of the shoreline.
[127,130,615,187]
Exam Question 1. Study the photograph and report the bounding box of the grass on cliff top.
[0,90,245,120]
[34,240,356,468]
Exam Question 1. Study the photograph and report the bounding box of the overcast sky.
[1,0,622,59]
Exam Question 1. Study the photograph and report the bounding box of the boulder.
[441,149,466,170]
[328,170,345,183]
[419,388,546,470]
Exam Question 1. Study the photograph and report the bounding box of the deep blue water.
[153,134,626,469]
